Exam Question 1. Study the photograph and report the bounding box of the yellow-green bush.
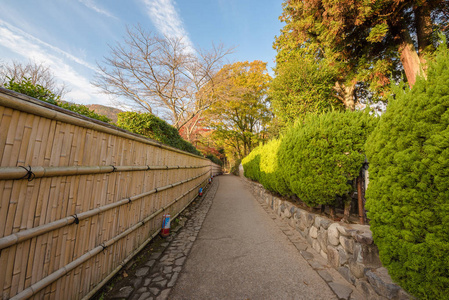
[365,44,449,299]
[242,145,263,181]
[278,111,376,207]
[243,111,376,206]
[259,139,290,195]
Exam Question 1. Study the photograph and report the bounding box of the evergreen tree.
[365,41,449,299]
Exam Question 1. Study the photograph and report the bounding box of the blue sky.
[0,0,284,107]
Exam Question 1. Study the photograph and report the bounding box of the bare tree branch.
[0,60,68,97]
[93,25,234,137]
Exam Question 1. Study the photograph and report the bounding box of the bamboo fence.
[0,88,222,300]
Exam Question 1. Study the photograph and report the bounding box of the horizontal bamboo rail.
[10,180,208,300]
[0,170,209,250]
[0,164,207,181]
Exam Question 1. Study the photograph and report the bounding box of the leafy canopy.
[270,50,344,127]
[206,61,272,160]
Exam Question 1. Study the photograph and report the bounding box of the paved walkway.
[102,175,362,300]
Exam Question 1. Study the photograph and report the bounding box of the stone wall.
[246,180,411,300]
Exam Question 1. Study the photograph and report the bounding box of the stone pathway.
[100,175,364,300]
[245,178,365,300]
[101,179,219,300]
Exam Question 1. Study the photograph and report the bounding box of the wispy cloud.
[142,0,195,53]
[78,0,118,19]
[0,20,108,105]
[0,20,96,71]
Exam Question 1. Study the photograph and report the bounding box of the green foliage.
[241,145,263,182]
[243,111,375,205]
[206,61,272,160]
[258,139,290,195]
[278,111,376,207]
[4,77,111,123]
[117,112,201,156]
[365,44,449,299]
[270,51,344,127]
[4,77,59,104]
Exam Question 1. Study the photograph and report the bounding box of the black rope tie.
[128,198,132,204]
[19,166,35,181]
[110,165,117,173]
[100,243,107,253]
[147,165,151,171]
[72,214,79,225]
[155,188,158,193]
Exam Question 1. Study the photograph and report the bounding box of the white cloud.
[0,20,110,105]
[0,20,96,72]
[78,0,118,19]
[142,0,195,54]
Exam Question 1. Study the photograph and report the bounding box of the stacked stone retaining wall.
[246,179,411,300]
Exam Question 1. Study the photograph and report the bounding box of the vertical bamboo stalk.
[24,237,37,288]
[17,114,35,165]
[43,120,57,166]
[0,107,13,165]
[0,244,10,294]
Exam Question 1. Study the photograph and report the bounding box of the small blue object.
[162,215,170,228]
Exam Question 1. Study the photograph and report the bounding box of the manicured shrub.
[365,45,449,299]
[117,112,201,156]
[242,145,263,181]
[278,110,376,207]
[259,139,290,195]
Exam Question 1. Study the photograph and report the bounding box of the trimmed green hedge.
[242,140,290,195]
[117,112,201,156]
[259,139,290,195]
[243,110,375,207]
[278,111,376,207]
[242,145,263,181]
[365,45,449,299]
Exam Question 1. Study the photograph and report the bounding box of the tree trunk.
[344,85,356,111]
[415,4,432,76]
[333,82,356,111]
[329,206,336,220]
[341,195,351,223]
[398,29,422,88]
